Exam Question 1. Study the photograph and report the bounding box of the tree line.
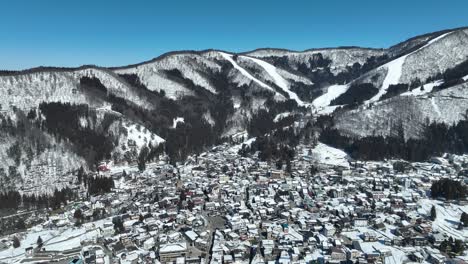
[430,178,467,200]
[320,118,468,161]
[0,187,75,210]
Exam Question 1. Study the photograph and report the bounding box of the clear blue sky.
[2,0,468,70]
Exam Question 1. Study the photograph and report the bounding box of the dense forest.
[430,178,467,200]
[39,102,115,166]
[319,118,468,161]
[0,187,75,210]
[330,83,379,105]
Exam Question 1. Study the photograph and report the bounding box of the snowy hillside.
[308,143,350,168]
[245,48,386,75]
[114,52,221,99]
[351,29,468,103]
[333,82,468,139]
[2,26,468,192]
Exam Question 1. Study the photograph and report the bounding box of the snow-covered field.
[0,218,111,263]
[417,199,468,240]
[309,143,350,168]
[123,122,164,149]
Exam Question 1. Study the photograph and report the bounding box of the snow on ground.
[417,199,468,240]
[110,162,162,176]
[228,137,256,153]
[243,137,256,147]
[431,97,442,117]
[172,117,185,129]
[0,218,112,263]
[401,80,443,96]
[203,111,215,126]
[218,52,285,99]
[312,84,349,109]
[341,228,408,264]
[124,122,165,148]
[315,105,341,115]
[463,74,468,81]
[274,112,291,122]
[44,229,99,251]
[0,229,56,262]
[310,143,350,168]
[369,31,453,102]
[242,56,306,106]
[360,241,408,264]
[96,104,122,116]
[371,55,408,102]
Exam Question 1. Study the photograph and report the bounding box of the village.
[0,141,467,264]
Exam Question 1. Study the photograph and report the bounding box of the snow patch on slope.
[274,112,291,122]
[431,97,442,117]
[173,117,185,129]
[124,122,164,149]
[400,80,443,96]
[203,111,215,126]
[310,143,350,168]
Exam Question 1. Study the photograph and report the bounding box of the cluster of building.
[1,142,467,264]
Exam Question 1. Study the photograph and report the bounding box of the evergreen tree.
[37,236,43,247]
[430,205,437,221]
[460,212,468,227]
[74,208,83,225]
[138,146,149,172]
[12,236,20,248]
[112,217,125,234]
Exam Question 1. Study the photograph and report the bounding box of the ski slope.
[219,52,283,97]
[312,84,349,108]
[242,56,306,106]
[369,31,453,102]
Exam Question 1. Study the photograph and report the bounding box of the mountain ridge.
[2,26,467,73]
[2,26,468,194]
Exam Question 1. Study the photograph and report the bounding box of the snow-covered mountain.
[1,26,468,192]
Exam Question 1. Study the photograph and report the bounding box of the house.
[330,247,347,262]
[353,218,368,227]
[429,253,446,264]
[323,224,336,237]
[143,237,155,250]
[430,233,445,246]
[362,232,377,242]
[262,240,275,256]
[68,258,84,264]
[159,242,187,262]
